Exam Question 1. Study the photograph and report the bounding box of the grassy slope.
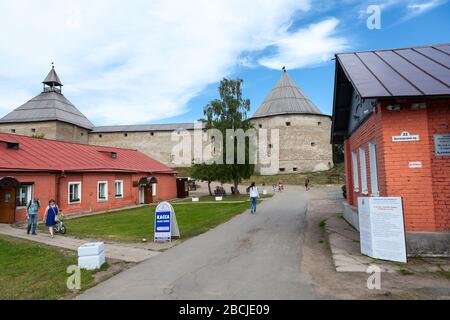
[64,202,252,242]
[0,235,103,300]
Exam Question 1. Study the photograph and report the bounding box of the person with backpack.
[26,197,41,235]
[43,199,60,238]
[249,182,260,214]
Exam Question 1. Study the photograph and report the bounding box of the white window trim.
[351,151,360,192]
[17,184,33,208]
[115,180,124,198]
[359,147,368,195]
[369,141,380,197]
[68,182,82,205]
[97,181,108,202]
[152,183,157,197]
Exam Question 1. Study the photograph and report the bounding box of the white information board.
[434,134,450,156]
[358,197,407,263]
[154,202,180,242]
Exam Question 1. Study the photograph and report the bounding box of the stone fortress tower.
[249,69,333,174]
[0,65,93,144]
[0,66,333,175]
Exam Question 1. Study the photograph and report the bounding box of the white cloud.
[0,0,349,125]
[406,0,445,16]
[258,18,348,70]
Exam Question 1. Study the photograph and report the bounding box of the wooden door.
[0,188,16,223]
[144,185,153,204]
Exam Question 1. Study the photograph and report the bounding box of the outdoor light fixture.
[411,102,427,110]
[386,104,401,112]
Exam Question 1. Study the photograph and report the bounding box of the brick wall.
[5,171,177,222]
[344,98,450,232]
[427,101,450,231]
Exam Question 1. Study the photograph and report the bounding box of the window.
[286,122,291,126]
[279,168,286,172]
[359,147,368,195]
[31,128,36,133]
[318,122,322,126]
[98,181,108,201]
[17,184,33,207]
[124,133,128,137]
[81,132,84,136]
[115,180,124,198]
[10,129,15,133]
[369,141,379,196]
[68,182,81,204]
[99,134,103,138]
[293,168,298,172]
[150,132,154,136]
[351,151,359,192]
[311,142,316,147]
[259,124,262,128]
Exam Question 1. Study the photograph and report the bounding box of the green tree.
[203,78,255,194]
[191,163,221,196]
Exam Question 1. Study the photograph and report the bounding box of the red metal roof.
[0,133,176,174]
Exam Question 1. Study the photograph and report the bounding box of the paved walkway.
[78,187,317,300]
[0,224,159,263]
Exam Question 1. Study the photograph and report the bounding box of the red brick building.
[331,44,450,256]
[0,132,177,223]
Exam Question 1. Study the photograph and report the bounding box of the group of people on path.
[26,198,61,238]
[248,177,311,214]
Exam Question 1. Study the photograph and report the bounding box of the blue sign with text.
[154,211,171,242]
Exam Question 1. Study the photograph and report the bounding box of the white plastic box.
[215,197,223,201]
[78,242,106,270]
[78,252,106,270]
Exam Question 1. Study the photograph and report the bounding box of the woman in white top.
[249,182,260,214]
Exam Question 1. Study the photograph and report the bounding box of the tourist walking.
[305,177,310,191]
[43,199,60,238]
[26,197,40,235]
[248,182,260,214]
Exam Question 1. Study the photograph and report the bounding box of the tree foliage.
[201,78,255,193]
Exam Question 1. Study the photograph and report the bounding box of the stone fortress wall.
[251,114,333,174]
[0,121,90,144]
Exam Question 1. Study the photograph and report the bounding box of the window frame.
[68,182,82,204]
[359,147,368,195]
[17,184,33,208]
[351,150,360,192]
[97,181,108,202]
[115,180,124,199]
[369,140,379,197]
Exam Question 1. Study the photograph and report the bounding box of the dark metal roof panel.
[337,53,390,98]
[376,50,449,95]
[336,44,450,98]
[396,49,450,86]
[414,46,450,66]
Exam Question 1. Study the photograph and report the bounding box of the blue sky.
[0,0,449,125]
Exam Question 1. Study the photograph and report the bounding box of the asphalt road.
[78,188,317,300]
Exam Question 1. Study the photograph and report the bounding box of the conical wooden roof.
[252,70,323,119]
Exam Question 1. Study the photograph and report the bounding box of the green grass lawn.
[0,235,105,300]
[62,202,253,243]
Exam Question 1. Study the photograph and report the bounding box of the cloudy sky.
[0,0,449,125]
